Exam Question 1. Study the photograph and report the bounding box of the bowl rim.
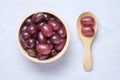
[16,9,70,63]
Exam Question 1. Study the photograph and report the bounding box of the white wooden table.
[0,0,120,80]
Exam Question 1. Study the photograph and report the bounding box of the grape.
[38,22,46,30]
[20,35,27,49]
[46,39,54,49]
[57,27,66,38]
[49,49,58,57]
[43,13,50,21]
[81,26,95,37]
[37,32,46,43]
[32,12,44,23]
[21,25,28,33]
[81,16,95,26]
[28,24,37,34]
[48,20,61,31]
[55,39,66,51]
[27,49,37,58]
[26,18,32,26]
[37,54,49,60]
[26,38,36,48]
[40,24,53,37]
[22,32,31,40]
[51,35,61,44]
[36,44,51,55]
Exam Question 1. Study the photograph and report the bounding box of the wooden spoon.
[77,12,98,71]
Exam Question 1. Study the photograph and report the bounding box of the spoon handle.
[83,46,92,71]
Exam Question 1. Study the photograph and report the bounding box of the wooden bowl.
[17,10,70,63]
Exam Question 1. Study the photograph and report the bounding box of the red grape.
[46,39,54,49]
[32,12,44,23]
[27,49,37,58]
[28,24,37,34]
[51,35,61,44]
[48,20,61,31]
[81,26,95,37]
[37,54,49,60]
[38,22,46,30]
[26,18,32,26]
[21,25,28,33]
[57,27,66,38]
[43,13,50,21]
[20,35,27,49]
[55,39,66,51]
[36,44,51,55]
[81,16,95,26]
[26,38,36,48]
[40,24,53,37]
[21,32,31,40]
[49,49,58,57]
[37,32,46,43]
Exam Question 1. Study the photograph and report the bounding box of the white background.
[0,0,120,80]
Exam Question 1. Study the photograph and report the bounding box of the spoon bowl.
[77,12,98,71]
